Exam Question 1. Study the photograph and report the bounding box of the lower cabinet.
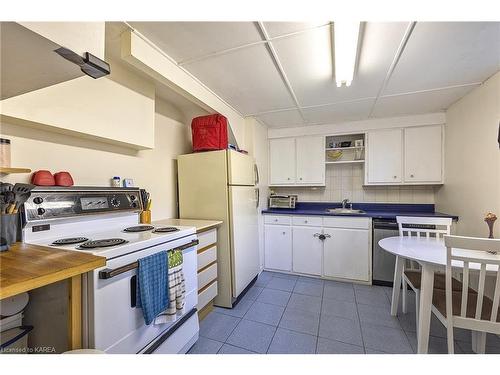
[323,228,371,281]
[264,215,372,282]
[264,225,292,271]
[292,226,322,276]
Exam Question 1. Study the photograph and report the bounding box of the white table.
[378,236,498,354]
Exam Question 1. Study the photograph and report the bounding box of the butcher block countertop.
[0,242,106,299]
[153,218,223,233]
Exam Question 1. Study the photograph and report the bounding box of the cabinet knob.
[282,231,286,235]
[410,174,414,178]
[299,177,303,180]
[274,219,278,222]
[287,177,291,180]
[304,220,308,223]
[393,175,397,179]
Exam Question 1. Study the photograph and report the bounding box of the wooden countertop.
[153,218,223,233]
[0,242,106,299]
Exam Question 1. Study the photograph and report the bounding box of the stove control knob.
[130,195,136,201]
[110,197,120,207]
[33,197,44,205]
[37,207,46,215]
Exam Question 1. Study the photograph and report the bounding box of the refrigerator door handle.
[255,188,260,208]
[254,164,259,185]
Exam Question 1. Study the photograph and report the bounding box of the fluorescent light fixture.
[334,22,360,87]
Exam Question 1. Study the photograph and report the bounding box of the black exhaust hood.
[1,22,110,100]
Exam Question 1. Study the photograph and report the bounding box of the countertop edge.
[261,209,459,220]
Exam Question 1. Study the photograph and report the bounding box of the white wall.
[436,71,500,237]
[273,163,436,204]
[0,96,191,221]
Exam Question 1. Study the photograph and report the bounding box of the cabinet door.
[292,226,323,275]
[323,228,370,281]
[404,125,443,183]
[269,138,296,185]
[264,225,292,271]
[296,136,325,185]
[366,129,403,184]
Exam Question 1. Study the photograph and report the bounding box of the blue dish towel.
[136,251,169,325]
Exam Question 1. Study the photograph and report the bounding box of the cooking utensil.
[12,183,35,195]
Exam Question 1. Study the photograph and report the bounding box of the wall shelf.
[326,146,364,151]
[0,167,32,174]
[325,160,365,165]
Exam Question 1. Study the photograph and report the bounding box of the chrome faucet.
[341,198,352,210]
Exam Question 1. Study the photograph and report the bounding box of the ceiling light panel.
[272,22,408,106]
[384,22,500,95]
[128,22,263,63]
[301,98,375,124]
[256,109,304,128]
[263,22,329,38]
[185,43,296,115]
[334,21,361,87]
[372,84,479,118]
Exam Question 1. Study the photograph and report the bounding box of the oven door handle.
[98,239,199,280]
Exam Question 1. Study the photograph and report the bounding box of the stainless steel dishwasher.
[372,219,399,286]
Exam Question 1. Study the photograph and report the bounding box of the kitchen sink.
[326,208,366,215]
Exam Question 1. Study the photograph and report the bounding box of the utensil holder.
[0,213,21,251]
[140,210,151,224]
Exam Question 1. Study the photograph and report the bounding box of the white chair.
[432,235,500,354]
[393,216,454,330]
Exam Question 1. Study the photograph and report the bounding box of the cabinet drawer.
[264,215,291,225]
[292,216,323,227]
[197,245,217,271]
[198,263,217,290]
[197,229,217,250]
[198,280,217,310]
[323,217,371,229]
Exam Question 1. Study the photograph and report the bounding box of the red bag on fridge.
[191,114,228,152]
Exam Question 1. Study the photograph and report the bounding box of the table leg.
[68,275,82,350]
[391,255,404,316]
[417,264,434,354]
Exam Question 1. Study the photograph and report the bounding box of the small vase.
[485,216,497,239]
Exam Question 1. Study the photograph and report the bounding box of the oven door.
[85,234,198,353]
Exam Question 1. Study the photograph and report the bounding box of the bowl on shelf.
[326,150,343,161]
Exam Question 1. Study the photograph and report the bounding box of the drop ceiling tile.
[128,22,263,63]
[263,22,329,38]
[184,44,295,115]
[302,98,375,124]
[272,22,409,106]
[256,109,304,128]
[372,84,478,118]
[384,22,500,94]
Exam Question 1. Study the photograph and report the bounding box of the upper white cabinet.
[404,125,443,183]
[365,125,443,185]
[366,128,403,184]
[269,138,296,184]
[296,136,325,185]
[269,136,325,186]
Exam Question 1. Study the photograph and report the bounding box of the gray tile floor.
[188,271,500,354]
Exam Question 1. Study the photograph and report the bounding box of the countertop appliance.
[21,186,199,354]
[372,218,437,286]
[177,149,260,308]
[269,195,297,209]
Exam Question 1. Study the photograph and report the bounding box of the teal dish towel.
[136,251,169,325]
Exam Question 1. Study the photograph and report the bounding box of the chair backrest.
[444,235,500,333]
[396,216,452,240]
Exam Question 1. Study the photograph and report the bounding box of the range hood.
[1,22,110,100]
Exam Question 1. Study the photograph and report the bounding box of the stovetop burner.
[79,238,128,249]
[153,227,180,233]
[52,237,89,246]
[124,225,155,233]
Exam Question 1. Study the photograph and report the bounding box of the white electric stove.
[21,186,200,354]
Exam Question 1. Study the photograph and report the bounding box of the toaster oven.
[268,195,297,209]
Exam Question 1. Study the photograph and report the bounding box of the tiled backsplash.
[272,164,436,204]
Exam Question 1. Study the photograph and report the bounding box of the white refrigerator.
[177,149,260,307]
